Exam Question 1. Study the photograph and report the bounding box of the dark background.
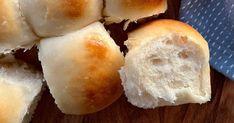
[15,0,234,122]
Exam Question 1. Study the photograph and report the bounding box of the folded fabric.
[179,0,234,80]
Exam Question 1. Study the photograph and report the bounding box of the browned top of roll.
[121,0,165,10]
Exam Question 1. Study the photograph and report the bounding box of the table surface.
[21,0,234,122]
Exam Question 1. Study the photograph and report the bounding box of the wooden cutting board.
[18,0,233,122]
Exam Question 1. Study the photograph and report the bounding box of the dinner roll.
[0,0,38,54]
[119,20,211,108]
[19,0,103,37]
[104,0,167,24]
[39,22,124,115]
[0,55,43,123]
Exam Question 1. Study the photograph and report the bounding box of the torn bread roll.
[104,0,167,25]
[119,20,211,108]
[0,55,43,123]
[39,22,124,115]
[19,0,103,37]
[0,0,38,54]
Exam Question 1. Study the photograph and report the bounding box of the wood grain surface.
[17,0,234,122]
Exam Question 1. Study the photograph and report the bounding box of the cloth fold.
[179,0,234,80]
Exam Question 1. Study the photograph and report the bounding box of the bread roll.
[0,55,43,123]
[39,22,124,115]
[0,0,38,54]
[119,20,211,108]
[19,0,103,37]
[104,0,167,24]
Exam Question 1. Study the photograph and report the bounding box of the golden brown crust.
[121,0,165,10]
[0,0,18,40]
[85,36,108,59]
[39,22,124,114]
[104,0,167,23]
[0,82,23,123]
[66,36,123,113]
[60,0,86,19]
[43,0,87,19]
[82,67,122,112]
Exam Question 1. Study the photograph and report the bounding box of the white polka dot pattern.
[180,0,234,80]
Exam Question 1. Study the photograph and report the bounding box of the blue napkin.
[179,0,234,80]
